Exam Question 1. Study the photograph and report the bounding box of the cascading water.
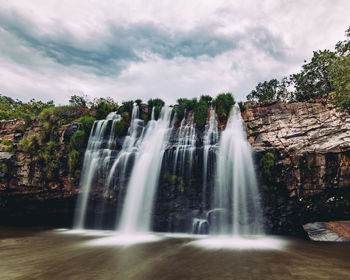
[171,112,197,186]
[211,106,264,235]
[118,106,173,233]
[98,105,144,227]
[192,106,219,234]
[73,112,121,229]
[74,102,264,235]
[202,106,219,210]
[106,105,144,205]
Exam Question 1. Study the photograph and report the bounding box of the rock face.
[0,101,350,235]
[0,119,80,226]
[242,101,350,235]
[243,101,350,153]
[303,221,350,241]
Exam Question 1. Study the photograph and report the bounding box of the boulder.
[303,221,350,241]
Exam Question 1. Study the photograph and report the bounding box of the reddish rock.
[303,221,350,241]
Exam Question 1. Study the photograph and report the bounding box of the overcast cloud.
[0,0,349,104]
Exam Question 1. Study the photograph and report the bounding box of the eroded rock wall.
[0,101,349,234]
[0,118,80,226]
[242,101,350,234]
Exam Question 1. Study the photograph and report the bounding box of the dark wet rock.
[61,122,82,144]
[242,101,350,235]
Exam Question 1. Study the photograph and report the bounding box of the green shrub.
[113,120,126,137]
[330,55,350,111]
[0,140,16,152]
[79,116,96,135]
[121,112,131,127]
[20,114,33,131]
[163,171,185,192]
[260,151,276,177]
[163,171,177,184]
[39,141,60,161]
[291,50,335,101]
[40,105,80,125]
[141,113,149,122]
[119,100,134,115]
[90,97,118,119]
[0,95,54,121]
[36,141,63,181]
[95,102,110,120]
[68,149,80,172]
[238,101,246,112]
[69,94,88,108]
[148,98,165,120]
[247,79,289,102]
[70,131,86,150]
[194,100,208,130]
[175,98,197,121]
[19,136,38,153]
[38,121,52,143]
[0,162,8,176]
[213,93,235,123]
[200,95,213,105]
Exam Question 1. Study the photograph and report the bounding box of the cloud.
[0,1,349,105]
[0,8,287,76]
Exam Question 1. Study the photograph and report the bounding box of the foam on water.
[188,236,286,250]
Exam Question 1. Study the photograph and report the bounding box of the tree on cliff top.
[291,50,336,101]
[0,95,54,121]
[213,93,235,122]
[331,26,350,111]
[246,26,350,108]
[247,78,290,102]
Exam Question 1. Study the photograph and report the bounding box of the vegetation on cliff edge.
[247,26,350,111]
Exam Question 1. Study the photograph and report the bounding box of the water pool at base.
[1,228,350,280]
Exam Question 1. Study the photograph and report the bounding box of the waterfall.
[118,106,173,233]
[99,105,144,226]
[202,106,219,211]
[73,112,121,229]
[211,106,264,235]
[106,105,144,201]
[172,112,197,186]
[73,102,264,235]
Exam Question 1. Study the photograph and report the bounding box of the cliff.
[0,116,81,226]
[242,101,350,234]
[0,101,349,235]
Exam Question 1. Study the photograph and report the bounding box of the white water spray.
[202,106,219,210]
[118,106,173,233]
[171,112,197,184]
[212,106,264,235]
[73,112,121,229]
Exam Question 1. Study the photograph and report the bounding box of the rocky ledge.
[303,221,350,241]
[243,101,350,153]
[242,101,350,235]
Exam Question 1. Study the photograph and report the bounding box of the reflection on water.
[86,233,165,247]
[187,236,286,250]
[1,228,350,280]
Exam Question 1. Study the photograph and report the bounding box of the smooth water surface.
[1,228,350,280]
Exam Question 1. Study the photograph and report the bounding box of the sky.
[0,0,349,105]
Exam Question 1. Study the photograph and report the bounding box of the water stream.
[212,106,264,235]
[118,106,173,233]
[73,112,121,229]
[74,104,263,236]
